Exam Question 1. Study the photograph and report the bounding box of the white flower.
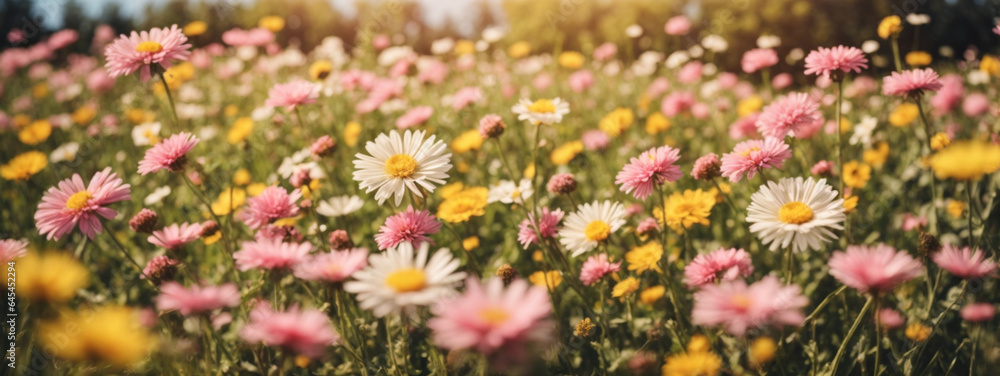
[861,40,880,54]
[251,106,275,121]
[968,70,990,86]
[431,38,455,55]
[487,179,534,205]
[701,35,729,52]
[665,51,690,69]
[786,48,805,62]
[906,14,930,25]
[625,24,643,38]
[511,98,570,125]
[378,46,414,66]
[481,26,505,43]
[316,195,364,217]
[850,116,878,146]
[352,129,452,206]
[278,148,326,180]
[746,177,845,253]
[756,35,781,49]
[132,122,161,146]
[559,201,626,257]
[344,242,466,317]
[50,142,79,163]
[145,186,172,206]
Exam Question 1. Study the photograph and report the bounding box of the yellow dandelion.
[1,151,47,181]
[888,103,918,127]
[558,51,585,69]
[550,141,584,166]
[842,161,871,189]
[227,117,254,144]
[654,189,715,234]
[19,120,52,145]
[645,112,671,135]
[928,139,1000,180]
[662,351,722,376]
[38,305,154,366]
[639,286,665,304]
[529,270,562,288]
[344,121,362,147]
[437,187,489,223]
[16,252,89,303]
[625,242,663,274]
[878,16,902,39]
[611,276,640,298]
[450,130,484,153]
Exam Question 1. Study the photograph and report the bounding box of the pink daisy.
[293,248,369,282]
[878,308,905,329]
[148,222,203,249]
[741,48,779,73]
[581,130,610,152]
[828,244,923,293]
[310,135,336,157]
[142,255,179,282]
[684,248,754,288]
[660,91,695,117]
[221,27,274,47]
[579,254,621,286]
[264,81,319,112]
[35,168,131,241]
[720,137,792,182]
[615,146,683,200]
[138,132,199,175]
[729,112,761,140]
[395,106,433,129]
[900,213,927,232]
[664,16,691,35]
[478,114,506,139]
[691,153,722,181]
[931,244,997,279]
[428,277,552,362]
[802,45,868,79]
[755,92,822,138]
[568,69,594,93]
[233,238,312,271]
[692,275,808,336]
[374,206,441,250]
[452,87,483,110]
[155,282,240,316]
[241,302,339,358]
[882,68,943,98]
[103,25,191,82]
[810,160,835,177]
[960,303,995,322]
[517,207,565,249]
[241,186,301,229]
[635,217,660,236]
[0,239,28,264]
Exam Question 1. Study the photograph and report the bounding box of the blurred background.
[2,0,1000,72]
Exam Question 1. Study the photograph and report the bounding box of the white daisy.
[343,242,466,317]
[850,116,878,146]
[144,186,172,206]
[487,178,533,205]
[511,97,570,125]
[278,148,326,180]
[746,177,846,253]
[315,195,364,217]
[352,129,452,206]
[559,200,627,257]
[132,122,161,146]
[50,142,79,163]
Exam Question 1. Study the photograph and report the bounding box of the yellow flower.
[210,187,247,216]
[929,132,950,151]
[574,318,594,338]
[19,120,52,145]
[258,16,285,32]
[980,55,1000,76]
[1,151,47,181]
[438,182,465,199]
[558,51,585,69]
[947,200,965,219]
[532,250,544,262]
[889,103,918,127]
[344,121,362,147]
[462,236,479,251]
[905,51,932,67]
[625,242,663,273]
[863,141,890,168]
[247,183,267,197]
[599,108,635,137]
[227,117,254,144]
[529,270,562,288]
[224,105,239,117]
[450,130,484,153]
[550,141,584,166]
[454,39,476,55]
[662,351,722,376]
[507,41,531,59]
[163,62,195,88]
[16,252,89,303]
[928,139,1000,180]
[639,286,665,304]
[748,337,778,369]
[32,83,47,98]
[645,112,671,135]
[654,189,715,234]
[737,95,763,117]
[611,277,640,298]
[233,168,251,186]
[878,16,902,39]
[524,162,536,179]
[183,21,207,36]
[437,187,489,223]
[309,60,333,80]
[687,334,711,353]
[842,161,872,189]
[12,114,31,128]
[905,323,931,342]
[38,306,154,366]
[843,194,859,214]
[71,106,96,125]
[839,117,852,134]
[126,108,155,123]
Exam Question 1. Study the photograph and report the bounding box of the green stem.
[104,230,159,290]
[159,73,180,128]
[966,181,976,247]
[874,296,882,376]
[831,295,874,376]
[891,36,903,72]
[915,99,939,235]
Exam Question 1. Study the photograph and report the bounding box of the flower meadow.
[3,10,1000,376]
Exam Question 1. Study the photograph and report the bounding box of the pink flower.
[677,61,703,84]
[645,78,670,98]
[962,93,990,117]
[615,146,683,200]
[221,27,274,47]
[35,168,131,240]
[691,153,721,181]
[293,248,369,282]
[636,217,660,236]
[478,114,505,139]
[0,239,27,264]
[684,248,754,288]
[418,59,448,84]
[741,48,778,73]
[720,138,792,182]
[517,208,564,249]
[661,91,695,117]
[155,282,240,315]
[581,130,610,151]
[86,70,115,94]
[960,303,995,322]
[532,73,553,91]
[138,132,198,175]
[664,16,691,35]
[241,186,301,229]
[592,43,617,61]
[428,277,552,360]
[994,24,1000,36]
[803,45,868,79]
[395,106,433,129]
[241,302,339,358]
[580,254,621,286]
[878,308,905,329]
[234,238,312,271]
[828,244,923,293]
[47,30,79,50]
[882,68,943,98]
[772,73,793,90]
[546,174,576,195]
[729,113,760,139]
[310,135,336,157]
[568,70,594,93]
[930,74,964,115]
[931,245,997,279]
[373,34,390,49]
[900,213,927,232]
[142,255,179,282]
[810,160,835,177]
[756,92,822,138]
[692,275,808,336]
[452,87,483,110]
[375,206,441,250]
[104,25,191,82]
[149,222,203,249]
[265,81,318,112]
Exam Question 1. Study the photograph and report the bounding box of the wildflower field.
[2,2,1000,375]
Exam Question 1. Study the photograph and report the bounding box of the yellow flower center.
[778,201,814,225]
[135,41,164,53]
[384,154,417,178]
[528,99,556,113]
[510,188,521,199]
[477,307,510,325]
[584,220,612,242]
[739,146,762,157]
[732,294,753,310]
[384,268,427,293]
[65,191,92,210]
